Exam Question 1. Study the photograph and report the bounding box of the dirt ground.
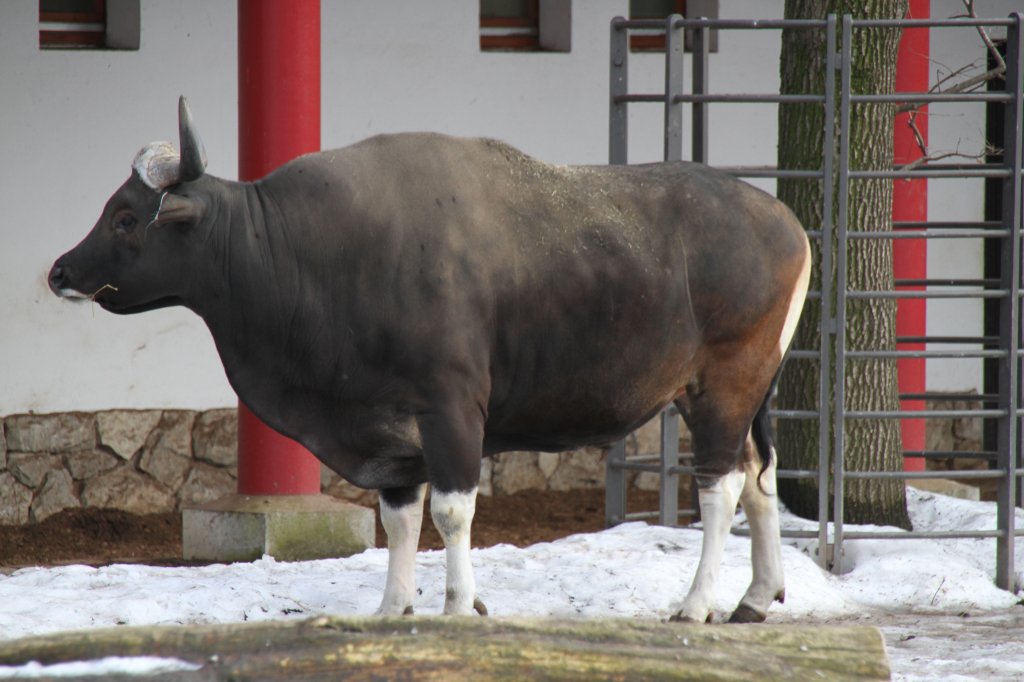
[0,488,663,570]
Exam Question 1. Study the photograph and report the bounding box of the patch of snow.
[0,656,201,678]
[0,486,1021,681]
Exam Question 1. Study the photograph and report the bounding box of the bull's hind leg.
[729,446,786,623]
[672,462,746,623]
[376,484,427,616]
[671,344,783,623]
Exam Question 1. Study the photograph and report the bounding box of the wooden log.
[0,616,890,681]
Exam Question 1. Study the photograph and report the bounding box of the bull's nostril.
[48,263,67,293]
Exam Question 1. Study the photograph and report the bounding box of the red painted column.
[893,0,929,472]
[236,0,322,495]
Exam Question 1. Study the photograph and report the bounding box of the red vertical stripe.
[893,0,929,471]
[236,0,322,495]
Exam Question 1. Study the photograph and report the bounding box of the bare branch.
[896,141,1001,172]
[893,1,1006,114]
[963,0,1006,75]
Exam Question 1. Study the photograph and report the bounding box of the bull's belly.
[483,388,676,454]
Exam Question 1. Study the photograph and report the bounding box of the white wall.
[0,0,1016,415]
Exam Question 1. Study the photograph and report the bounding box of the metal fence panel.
[604,13,1024,588]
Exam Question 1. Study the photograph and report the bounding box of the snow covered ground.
[0,487,1021,680]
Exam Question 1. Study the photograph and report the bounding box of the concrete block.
[182,494,375,563]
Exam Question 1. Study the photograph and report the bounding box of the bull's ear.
[178,96,208,183]
[155,192,203,227]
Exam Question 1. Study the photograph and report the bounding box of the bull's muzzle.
[48,261,87,300]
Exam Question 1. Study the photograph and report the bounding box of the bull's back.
[266,135,807,452]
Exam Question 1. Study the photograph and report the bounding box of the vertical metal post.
[659,407,681,525]
[691,22,710,164]
[605,439,628,526]
[605,16,629,527]
[664,14,684,162]
[996,12,1023,592]
[610,17,629,166]
[832,14,854,574]
[818,14,838,570]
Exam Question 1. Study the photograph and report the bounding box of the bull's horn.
[178,96,208,183]
[132,141,180,191]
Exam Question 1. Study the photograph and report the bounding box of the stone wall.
[0,409,679,526]
[3,402,988,526]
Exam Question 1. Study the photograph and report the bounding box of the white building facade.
[1,0,1018,416]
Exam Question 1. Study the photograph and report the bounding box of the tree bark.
[0,616,892,681]
[777,0,912,529]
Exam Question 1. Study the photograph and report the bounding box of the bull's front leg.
[417,401,488,616]
[376,484,427,616]
[431,487,487,615]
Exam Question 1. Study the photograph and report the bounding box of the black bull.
[50,99,810,622]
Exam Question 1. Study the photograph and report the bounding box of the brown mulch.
[0,488,663,570]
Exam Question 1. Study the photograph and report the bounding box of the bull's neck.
[186,178,301,340]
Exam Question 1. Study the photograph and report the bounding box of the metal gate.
[603,13,1024,591]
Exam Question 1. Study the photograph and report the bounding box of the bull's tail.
[751,364,783,495]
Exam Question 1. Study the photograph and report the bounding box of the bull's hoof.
[473,597,489,616]
[727,604,767,623]
[669,611,713,624]
[403,605,415,616]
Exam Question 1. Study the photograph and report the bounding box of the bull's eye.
[114,211,138,233]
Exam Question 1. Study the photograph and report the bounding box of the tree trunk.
[776,0,912,529]
[0,615,892,681]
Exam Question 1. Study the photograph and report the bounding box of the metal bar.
[844,469,1005,480]
[717,167,824,179]
[659,408,680,526]
[674,93,824,104]
[848,349,1004,359]
[691,23,709,164]
[673,18,829,30]
[770,409,822,419]
[775,469,821,480]
[613,94,664,104]
[893,220,1002,229]
[898,391,997,400]
[818,13,839,571]
[609,17,628,165]
[842,530,1003,540]
[849,17,1015,28]
[997,12,1023,592]
[847,228,1007,238]
[604,439,628,525]
[846,409,1006,419]
[831,14,852,575]
[663,14,683,162]
[896,279,1000,287]
[902,450,999,459]
[846,290,1007,300]
[897,337,1000,345]
[851,92,1014,104]
[850,168,1012,179]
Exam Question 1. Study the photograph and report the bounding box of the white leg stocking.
[376,484,426,616]
[673,468,745,623]
[431,487,486,616]
[731,451,786,622]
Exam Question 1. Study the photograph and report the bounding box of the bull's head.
[49,97,209,314]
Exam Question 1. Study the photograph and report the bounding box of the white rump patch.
[132,142,180,191]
